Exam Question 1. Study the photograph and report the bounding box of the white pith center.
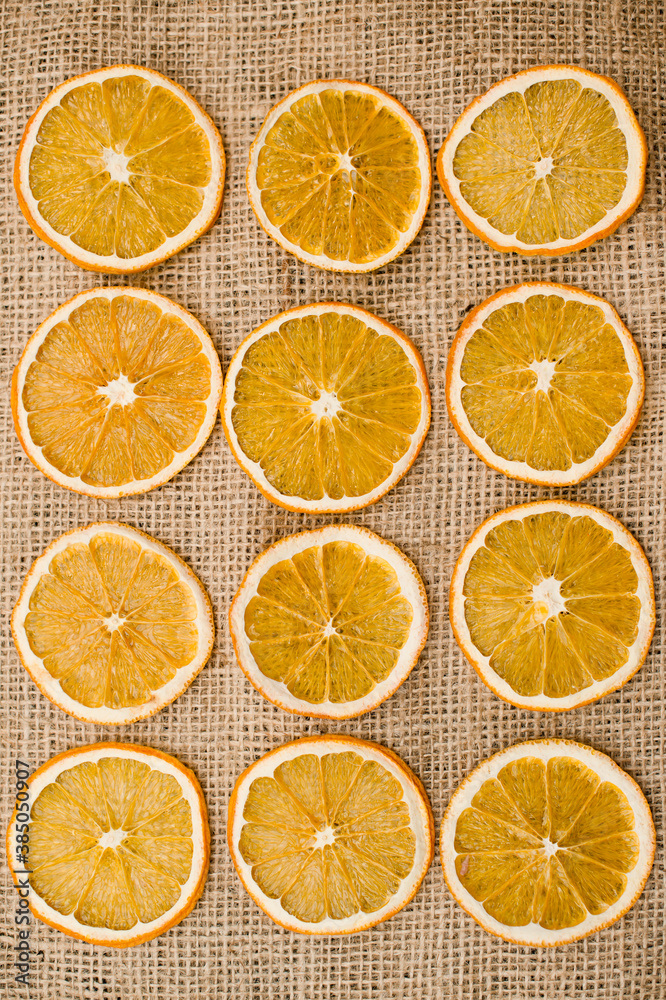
[532,576,566,620]
[337,152,354,174]
[529,358,557,393]
[533,156,553,180]
[98,828,125,849]
[313,827,336,849]
[103,147,131,184]
[311,390,341,419]
[99,373,136,406]
[105,612,126,632]
[542,838,558,858]
[322,621,338,638]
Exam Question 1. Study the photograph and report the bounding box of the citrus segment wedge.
[247,80,431,272]
[6,743,209,946]
[15,65,225,272]
[437,66,646,256]
[11,522,215,725]
[221,303,430,512]
[449,501,654,711]
[441,740,654,945]
[446,283,643,485]
[230,525,428,718]
[228,735,434,933]
[12,287,222,498]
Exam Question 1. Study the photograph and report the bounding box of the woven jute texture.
[1,1,664,997]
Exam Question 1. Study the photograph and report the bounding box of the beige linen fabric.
[1,1,664,997]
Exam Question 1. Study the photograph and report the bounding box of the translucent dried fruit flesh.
[458,293,631,472]
[452,81,628,244]
[29,77,211,258]
[24,532,199,709]
[245,540,412,704]
[232,312,423,500]
[463,510,641,699]
[22,295,211,487]
[255,89,422,265]
[238,750,415,923]
[28,756,193,929]
[454,754,639,929]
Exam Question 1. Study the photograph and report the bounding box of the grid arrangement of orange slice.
[5,743,209,947]
[7,61,657,952]
[14,66,225,272]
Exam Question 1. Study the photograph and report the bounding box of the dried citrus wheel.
[246,80,431,272]
[228,735,434,933]
[15,65,225,272]
[437,65,646,256]
[12,287,222,498]
[440,739,655,946]
[446,283,644,486]
[230,525,428,718]
[449,501,655,712]
[6,742,209,947]
[221,303,430,512]
[11,523,214,725]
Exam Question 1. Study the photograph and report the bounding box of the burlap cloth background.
[1,1,664,997]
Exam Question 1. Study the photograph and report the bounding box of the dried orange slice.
[440,739,655,946]
[230,525,428,718]
[221,302,430,512]
[12,287,222,498]
[12,523,214,725]
[6,742,209,946]
[228,735,434,933]
[15,65,225,272]
[449,501,655,712]
[247,80,431,271]
[437,66,646,255]
[446,283,643,485]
